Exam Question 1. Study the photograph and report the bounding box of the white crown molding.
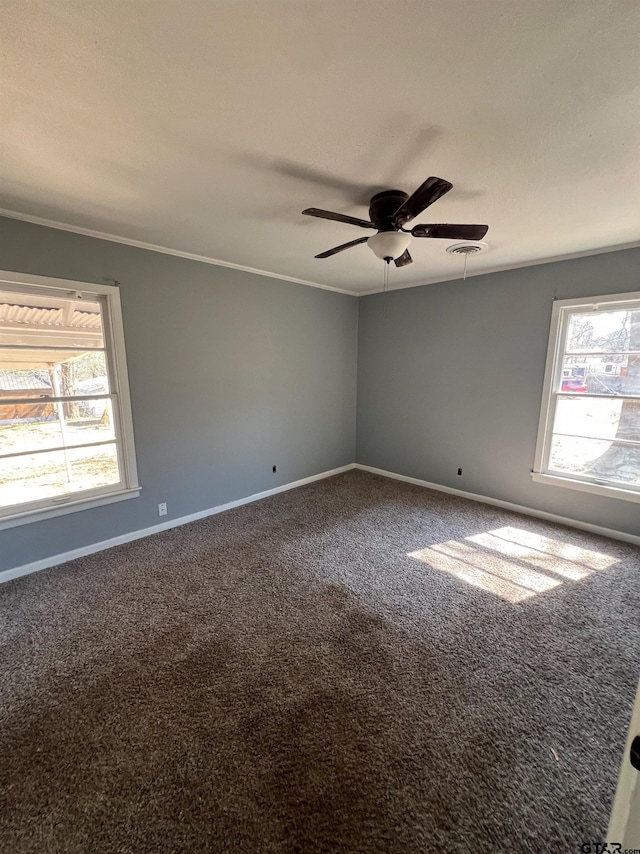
[358,240,640,296]
[0,209,360,297]
[0,464,356,584]
[2,208,638,299]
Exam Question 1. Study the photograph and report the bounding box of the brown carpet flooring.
[1,470,639,853]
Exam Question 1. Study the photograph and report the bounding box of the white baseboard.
[0,464,356,584]
[4,461,637,585]
[355,464,640,547]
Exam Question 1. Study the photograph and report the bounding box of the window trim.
[0,271,140,529]
[532,290,640,504]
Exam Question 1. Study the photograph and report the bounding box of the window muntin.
[0,276,139,524]
[534,294,640,500]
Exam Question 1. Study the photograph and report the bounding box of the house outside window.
[533,291,640,503]
[0,272,139,528]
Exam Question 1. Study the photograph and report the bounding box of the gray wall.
[1,216,637,574]
[0,217,358,571]
[357,248,640,538]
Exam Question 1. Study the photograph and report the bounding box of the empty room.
[1,1,639,851]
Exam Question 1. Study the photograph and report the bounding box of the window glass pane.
[0,399,116,457]
[0,443,120,509]
[0,348,110,401]
[559,358,589,393]
[62,351,109,395]
[0,351,110,400]
[0,289,104,348]
[566,309,635,354]
[549,435,640,487]
[0,403,62,455]
[61,399,116,445]
[559,354,640,395]
[553,397,640,443]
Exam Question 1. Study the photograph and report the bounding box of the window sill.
[531,471,640,504]
[0,487,142,530]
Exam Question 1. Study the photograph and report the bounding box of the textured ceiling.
[1,0,639,294]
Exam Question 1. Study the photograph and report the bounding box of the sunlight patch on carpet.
[407,526,620,603]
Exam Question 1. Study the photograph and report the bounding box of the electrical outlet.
[158,502,167,517]
[457,468,463,476]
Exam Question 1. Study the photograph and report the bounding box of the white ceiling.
[1,0,639,295]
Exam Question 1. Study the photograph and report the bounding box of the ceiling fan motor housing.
[368,190,409,231]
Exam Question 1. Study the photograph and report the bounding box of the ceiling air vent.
[446,241,488,255]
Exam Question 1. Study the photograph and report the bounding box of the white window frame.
[532,290,640,504]
[0,271,140,529]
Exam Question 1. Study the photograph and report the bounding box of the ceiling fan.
[302,176,488,267]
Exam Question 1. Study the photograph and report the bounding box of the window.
[0,272,139,528]
[533,291,640,503]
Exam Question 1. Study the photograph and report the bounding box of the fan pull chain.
[463,251,468,281]
[383,258,390,322]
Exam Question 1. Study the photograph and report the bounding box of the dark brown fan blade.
[394,249,413,268]
[302,208,376,229]
[411,223,489,240]
[393,177,453,227]
[315,236,369,258]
